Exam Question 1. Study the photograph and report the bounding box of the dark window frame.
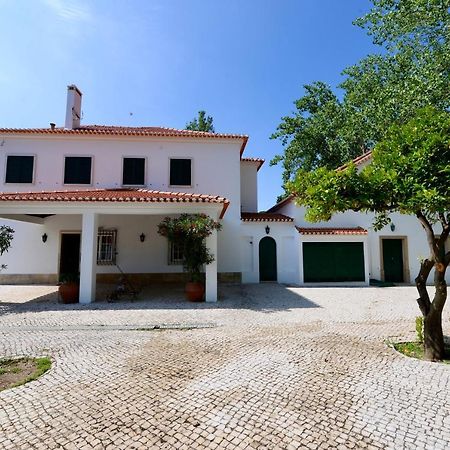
[169,158,192,187]
[5,155,35,184]
[63,156,93,185]
[122,157,146,186]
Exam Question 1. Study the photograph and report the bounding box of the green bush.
[415,316,424,343]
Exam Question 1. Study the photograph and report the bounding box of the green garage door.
[303,242,365,282]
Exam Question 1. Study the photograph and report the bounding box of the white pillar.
[205,229,218,302]
[363,237,370,286]
[79,212,98,304]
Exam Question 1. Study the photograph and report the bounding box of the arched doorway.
[259,237,277,282]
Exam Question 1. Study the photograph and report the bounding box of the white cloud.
[43,0,92,23]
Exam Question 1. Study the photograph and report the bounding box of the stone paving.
[0,284,449,449]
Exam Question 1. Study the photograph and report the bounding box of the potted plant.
[58,273,80,304]
[158,214,221,301]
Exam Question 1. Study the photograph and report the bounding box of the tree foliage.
[0,225,14,271]
[271,0,449,190]
[290,107,450,360]
[157,214,221,282]
[186,111,215,133]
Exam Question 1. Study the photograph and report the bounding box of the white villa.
[0,86,447,303]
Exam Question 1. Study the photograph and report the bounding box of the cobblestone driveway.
[1,284,449,450]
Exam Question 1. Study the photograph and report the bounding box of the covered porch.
[0,189,230,303]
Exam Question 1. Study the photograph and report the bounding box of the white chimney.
[65,85,82,129]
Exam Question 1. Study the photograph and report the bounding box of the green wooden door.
[382,239,404,282]
[303,242,365,282]
[259,237,277,281]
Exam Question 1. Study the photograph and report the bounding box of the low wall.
[0,272,242,285]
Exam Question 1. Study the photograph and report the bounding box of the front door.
[382,238,404,282]
[59,233,81,280]
[259,237,277,282]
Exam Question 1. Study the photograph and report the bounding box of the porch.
[0,189,230,303]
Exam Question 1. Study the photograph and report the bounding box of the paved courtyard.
[0,284,449,450]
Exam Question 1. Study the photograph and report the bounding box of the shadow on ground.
[0,283,321,316]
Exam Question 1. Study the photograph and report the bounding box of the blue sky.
[0,0,377,210]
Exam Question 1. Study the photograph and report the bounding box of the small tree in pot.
[158,214,221,301]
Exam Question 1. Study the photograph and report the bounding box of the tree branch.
[416,210,438,261]
[415,259,433,316]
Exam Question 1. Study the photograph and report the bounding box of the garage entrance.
[259,237,277,281]
[303,242,365,282]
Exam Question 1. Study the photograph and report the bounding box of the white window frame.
[63,155,94,186]
[168,157,193,188]
[4,154,36,184]
[121,156,147,187]
[168,240,184,265]
[97,229,117,265]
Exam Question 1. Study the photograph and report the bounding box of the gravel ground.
[0,283,449,450]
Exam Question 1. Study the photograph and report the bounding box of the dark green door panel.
[59,233,81,281]
[303,242,365,282]
[382,239,404,282]
[259,237,277,281]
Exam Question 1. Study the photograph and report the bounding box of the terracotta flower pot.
[185,282,205,302]
[59,282,79,304]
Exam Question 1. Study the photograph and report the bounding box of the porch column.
[363,237,370,286]
[205,229,218,302]
[79,212,98,304]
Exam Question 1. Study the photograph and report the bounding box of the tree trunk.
[423,309,444,361]
[423,270,447,361]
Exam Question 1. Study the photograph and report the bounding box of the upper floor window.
[5,155,35,183]
[123,157,145,186]
[64,156,92,185]
[170,158,191,186]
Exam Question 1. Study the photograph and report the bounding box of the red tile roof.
[241,157,265,171]
[269,151,374,212]
[0,125,249,154]
[296,226,367,235]
[0,188,230,218]
[241,212,294,222]
[336,150,372,171]
[267,194,294,213]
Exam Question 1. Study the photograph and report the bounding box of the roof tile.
[0,188,230,218]
[241,212,294,222]
[296,226,367,235]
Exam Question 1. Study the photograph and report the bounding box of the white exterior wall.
[276,202,450,284]
[240,222,300,284]
[240,162,258,212]
[0,135,243,275]
[0,214,212,277]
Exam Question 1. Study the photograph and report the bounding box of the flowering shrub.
[157,214,221,282]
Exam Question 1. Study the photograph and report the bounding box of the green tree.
[289,108,450,361]
[271,0,449,191]
[186,111,215,133]
[0,225,14,271]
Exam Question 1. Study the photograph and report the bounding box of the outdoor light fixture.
[265,225,270,235]
[139,233,146,242]
[42,233,48,243]
[390,223,396,232]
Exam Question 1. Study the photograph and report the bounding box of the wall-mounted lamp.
[265,225,270,235]
[390,223,396,232]
[42,233,48,243]
[139,233,146,242]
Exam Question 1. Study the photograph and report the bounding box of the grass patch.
[393,342,450,364]
[0,357,52,391]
